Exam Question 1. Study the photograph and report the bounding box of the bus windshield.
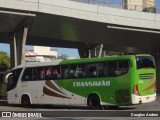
[7,68,22,91]
[136,56,155,69]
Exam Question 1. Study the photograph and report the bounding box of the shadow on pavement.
[0,100,136,110]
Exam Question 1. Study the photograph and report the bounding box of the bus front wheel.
[87,94,101,109]
[21,95,31,107]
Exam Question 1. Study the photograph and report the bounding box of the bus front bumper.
[131,93,156,104]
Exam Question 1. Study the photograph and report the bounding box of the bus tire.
[21,95,31,108]
[87,94,101,109]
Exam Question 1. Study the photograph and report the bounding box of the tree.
[0,51,10,72]
[58,54,68,60]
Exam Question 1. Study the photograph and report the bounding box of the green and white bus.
[6,54,156,109]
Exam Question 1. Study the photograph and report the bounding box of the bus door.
[21,68,38,104]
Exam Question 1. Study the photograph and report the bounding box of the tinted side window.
[37,67,45,80]
[22,67,55,81]
[108,61,118,77]
[108,60,129,77]
[61,66,69,79]
[53,66,61,79]
[32,67,45,81]
[68,65,78,79]
[87,63,97,78]
[97,62,107,77]
[14,69,22,81]
[118,60,129,74]
[60,64,88,79]
[22,68,32,81]
[32,67,38,80]
[45,66,52,80]
[77,64,87,78]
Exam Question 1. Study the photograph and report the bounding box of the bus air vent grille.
[139,73,154,80]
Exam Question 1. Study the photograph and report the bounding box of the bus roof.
[12,59,62,70]
[12,54,152,70]
[60,54,152,65]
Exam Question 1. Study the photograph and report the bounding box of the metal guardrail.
[71,0,160,14]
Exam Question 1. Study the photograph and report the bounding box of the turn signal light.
[134,84,140,96]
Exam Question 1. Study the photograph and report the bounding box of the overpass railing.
[70,0,160,14]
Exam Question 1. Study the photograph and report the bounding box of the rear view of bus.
[132,55,156,104]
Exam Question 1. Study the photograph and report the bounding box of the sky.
[157,0,160,12]
[49,47,79,58]
[0,44,79,58]
[0,0,160,57]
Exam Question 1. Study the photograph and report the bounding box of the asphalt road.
[0,95,160,119]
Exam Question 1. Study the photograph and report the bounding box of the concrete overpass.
[0,0,160,90]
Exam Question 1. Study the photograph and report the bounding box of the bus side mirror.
[5,73,12,84]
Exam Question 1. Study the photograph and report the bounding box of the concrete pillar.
[10,26,28,68]
[10,36,17,68]
[88,50,91,58]
[21,27,28,65]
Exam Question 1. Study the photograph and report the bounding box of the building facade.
[123,0,156,13]
[34,46,58,58]
[25,46,58,62]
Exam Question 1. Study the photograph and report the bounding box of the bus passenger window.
[87,63,97,78]
[53,66,60,79]
[40,70,45,80]
[69,65,77,79]
[97,63,106,77]
[118,60,129,74]
[53,69,58,78]
[77,64,86,78]
[69,69,74,78]
[108,60,129,77]
[37,67,45,80]
[108,61,118,77]
[45,67,52,80]
[61,66,69,79]
[22,68,32,81]
[32,68,39,80]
